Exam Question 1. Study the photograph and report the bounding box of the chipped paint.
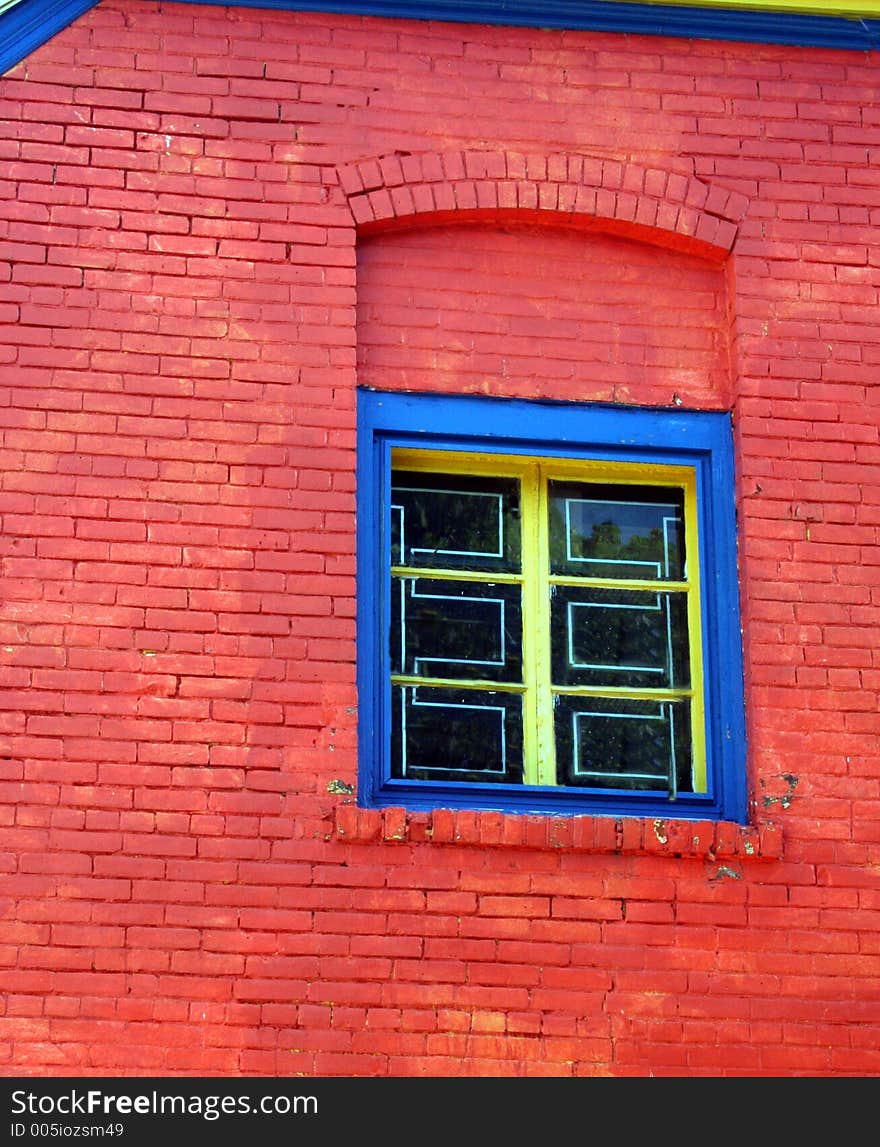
[653,819,668,845]
[327,779,355,795]
[762,773,799,809]
[713,865,742,880]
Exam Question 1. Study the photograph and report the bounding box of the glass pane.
[554,695,693,793]
[548,481,685,581]
[550,586,690,690]
[391,684,524,784]
[391,577,522,683]
[391,471,521,572]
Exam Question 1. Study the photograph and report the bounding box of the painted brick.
[0,0,877,1080]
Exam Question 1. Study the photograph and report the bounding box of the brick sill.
[333,804,782,860]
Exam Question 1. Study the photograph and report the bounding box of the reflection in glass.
[549,482,685,581]
[550,586,690,690]
[392,471,521,572]
[391,578,523,683]
[391,684,524,784]
[554,695,692,794]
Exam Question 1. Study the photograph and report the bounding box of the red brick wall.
[1,1,878,1076]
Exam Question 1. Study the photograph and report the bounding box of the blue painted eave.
[0,0,98,75]
[1,0,879,79]
[187,0,880,48]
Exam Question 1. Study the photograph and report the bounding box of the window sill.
[332,804,782,860]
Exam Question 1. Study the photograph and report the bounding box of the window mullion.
[519,464,541,785]
[530,464,556,787]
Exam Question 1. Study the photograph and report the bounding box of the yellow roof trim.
[629,0,879,13]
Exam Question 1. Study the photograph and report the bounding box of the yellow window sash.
[390,447,707,794]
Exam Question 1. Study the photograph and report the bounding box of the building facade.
[1,0,879,1075]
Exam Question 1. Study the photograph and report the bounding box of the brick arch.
[338,149,749,261]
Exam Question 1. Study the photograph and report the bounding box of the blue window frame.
[357,388,747,824]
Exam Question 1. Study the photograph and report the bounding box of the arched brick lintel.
[338,150,749,261]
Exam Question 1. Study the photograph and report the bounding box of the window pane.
[391,684,524,784]
[554,695,693,793]
[548,482,685,581]
[391,471,521,572]
[391,577,523,683]
[550,585,690,690]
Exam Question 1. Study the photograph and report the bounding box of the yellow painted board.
[617,0,880,15]
[392,566,523,584]
[391,674,527,693]
[519,463,543,786]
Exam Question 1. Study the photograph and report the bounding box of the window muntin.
[389,450,705,800]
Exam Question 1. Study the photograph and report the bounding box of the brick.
[1,5,879,1082]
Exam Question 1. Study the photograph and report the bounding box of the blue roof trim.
[1,0,879,75]
[0,0,99,75]
[182,0,880,49]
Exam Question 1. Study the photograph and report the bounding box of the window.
[357,390,747,824]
